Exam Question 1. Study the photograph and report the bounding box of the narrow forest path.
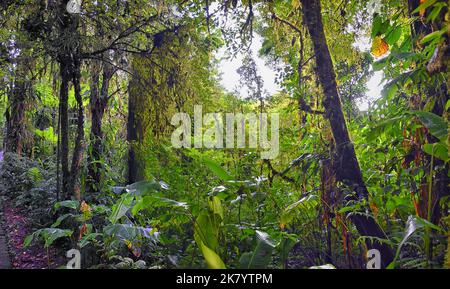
[0,150,11,269]
[0,218,11,269]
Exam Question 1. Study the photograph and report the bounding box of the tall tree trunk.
[127,59,146,184]
[57,0,83,199]
[5,75,27,155]
[4,40,33,155]
[300,0,394,268]
[87,63,101,192]
[87,60,114,192]
[59,60,71,197]
[69,57,84,200]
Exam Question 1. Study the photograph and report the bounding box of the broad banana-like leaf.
[412,111,448,142]
[194,212,220,251]
[198,239,226,269]
[310,264,336,269]
[109,193,133,224]
[240,231,275,269]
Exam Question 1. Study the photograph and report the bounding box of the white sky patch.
[353,35,371,52]
[351,31,386,111]
[216,34,281,98]
[357,70,385,111]
[216,8,385,112]
[353,35,386,111]
[351,4,386,112]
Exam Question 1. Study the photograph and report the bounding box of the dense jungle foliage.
[0,0,449,269]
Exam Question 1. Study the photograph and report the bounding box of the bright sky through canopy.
[217,33,385,111]
[217,34,280,97]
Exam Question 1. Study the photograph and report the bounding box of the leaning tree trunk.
[300,0,394,268]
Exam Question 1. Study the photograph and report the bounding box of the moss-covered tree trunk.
[127,58,146,184]
[4,37,33,156]
[5,67,27,155]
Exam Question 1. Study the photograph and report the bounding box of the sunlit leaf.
[371,36,390,58]
[198,239,226,269]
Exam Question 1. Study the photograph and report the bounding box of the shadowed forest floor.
[0,200,63,269]
[0,152,63,269]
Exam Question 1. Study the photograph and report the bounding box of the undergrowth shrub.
[0,152,57,225]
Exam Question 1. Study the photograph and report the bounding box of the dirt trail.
[0,219,11,269]
[0,150,12,269]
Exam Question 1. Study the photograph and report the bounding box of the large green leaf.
[109,193,134,224]
[412,0,437,14]
[203,157,233,181]
[420,28,446,44]
[371,15,382,38]
[132,196,188,216]
[126,180,169,196]
[423,143,449,162]
[371,15,389,38]
[279,235,297,268]
[412,111,448,142]
[239,231,276,269]
[209,196,224,220]
[51,213,73,228]
[194,212,219,251]
[194,209,225,269]
[197,239,226,269]
[365,115,405,141]
[385,26,402,45]
[78,233,102,249]
[103,224,158,242]
[24,228,73,248]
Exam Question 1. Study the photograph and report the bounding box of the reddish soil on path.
[1,200,65,269]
